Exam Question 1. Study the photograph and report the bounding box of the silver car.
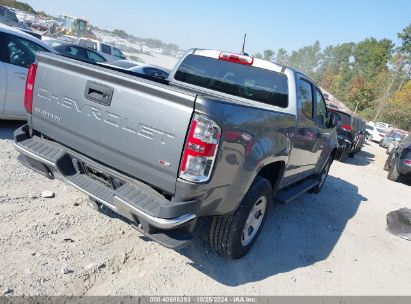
[0,24,55,120]
[381,132,407,148]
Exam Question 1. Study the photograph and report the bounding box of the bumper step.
[14,126,199,240]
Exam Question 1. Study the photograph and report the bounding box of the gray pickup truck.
[14,49,337,259]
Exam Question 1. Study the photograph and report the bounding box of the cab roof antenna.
[241,33,249,56]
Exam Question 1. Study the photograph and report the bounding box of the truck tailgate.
[31,53,195,194]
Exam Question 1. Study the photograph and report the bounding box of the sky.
[24,0,411,54]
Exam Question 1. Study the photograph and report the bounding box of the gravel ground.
[0,120,411,296]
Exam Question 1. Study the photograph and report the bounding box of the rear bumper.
[14,125,200,247]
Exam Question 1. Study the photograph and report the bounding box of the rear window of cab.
[174,54,288,108]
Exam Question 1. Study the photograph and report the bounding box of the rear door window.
[174,54,288,108]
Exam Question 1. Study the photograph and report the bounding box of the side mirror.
[327,113,338,128]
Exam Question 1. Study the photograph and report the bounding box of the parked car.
[380,131,407,148]
[14,49,338,259]
[77,38,126,61]
[366,124,386,143]
[328,109,363,161]
[0,23,55,120]
[53,43,107,64]
[384,135,411,182]
[101,60,170,80]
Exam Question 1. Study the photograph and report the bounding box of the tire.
[379,140,383,147]
[311,157,332,194]
[349,151,355,158]
[387,161,401,182]
[209,176,272,259]
[339,148,349,162]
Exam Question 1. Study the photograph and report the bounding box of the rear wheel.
[210,176,271,259]
[339,148,349,162]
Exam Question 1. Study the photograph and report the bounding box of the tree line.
[254,23,411,131]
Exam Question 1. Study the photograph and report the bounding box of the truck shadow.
[345,150,375,166]
[0,121,24,140]
[178,175,366,286]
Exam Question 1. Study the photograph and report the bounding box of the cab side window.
[298,79,314,119]
[315,88,328,127]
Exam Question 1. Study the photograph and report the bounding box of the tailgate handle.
[84,81,114,106]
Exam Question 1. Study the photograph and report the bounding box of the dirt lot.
[0,120,410,296]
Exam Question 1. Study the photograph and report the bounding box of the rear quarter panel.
[174,96,295,216]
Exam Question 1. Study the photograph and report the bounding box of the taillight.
[404,159,411,165]
[219,52,254,65]
[179,113,221,182]
[379,133,385,137]
[24,63,37,114]
[341,124,352,132]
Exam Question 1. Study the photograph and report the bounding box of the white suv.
[0,24,55,120]
[366,124,387,143]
